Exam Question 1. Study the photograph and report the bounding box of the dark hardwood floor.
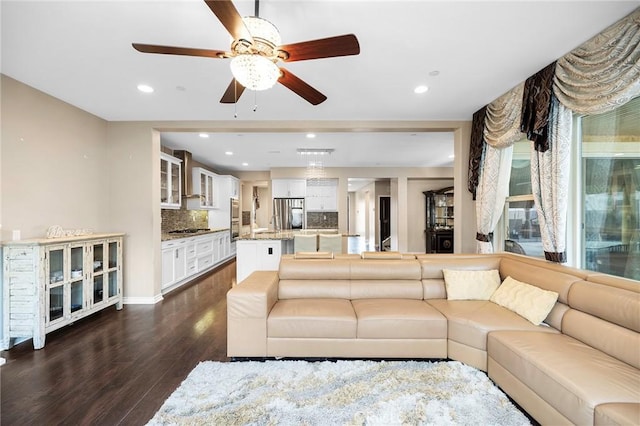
[1,259,235,426]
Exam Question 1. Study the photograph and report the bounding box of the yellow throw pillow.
[490,276,559,325]
[442,269,502,300]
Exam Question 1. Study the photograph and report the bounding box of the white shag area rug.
[147,360,531,426]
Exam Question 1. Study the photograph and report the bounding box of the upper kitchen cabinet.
[160,153,182,209]
[187,167,217,210]
[306,179,338,211]
[272,179,306,198]
[217,175,240,203]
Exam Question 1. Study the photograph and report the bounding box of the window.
[501,97,640,280]
[580,96,640,280]
[503,138,543,258]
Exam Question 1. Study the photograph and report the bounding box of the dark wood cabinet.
[424,187,454,253]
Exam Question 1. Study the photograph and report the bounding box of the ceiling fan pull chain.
[253,91,258,112]
[234,80,238,118]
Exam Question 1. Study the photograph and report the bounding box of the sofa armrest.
[227,271,279,357]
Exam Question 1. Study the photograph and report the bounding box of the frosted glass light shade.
[230,54,280,91]
[243,16,281,48]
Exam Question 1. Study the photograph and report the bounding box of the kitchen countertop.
[237,230,354,241]
[161,228,229,241]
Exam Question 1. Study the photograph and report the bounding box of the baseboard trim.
[123,294,163,305]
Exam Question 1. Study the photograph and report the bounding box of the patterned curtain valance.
[484,83,525,148]
[468,106,487,200]
[554,7,640,115]
[520,62,557,152]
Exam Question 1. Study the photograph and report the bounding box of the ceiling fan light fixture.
[242,16,281,52]
[230,54,280,91]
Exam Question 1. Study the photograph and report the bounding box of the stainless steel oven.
[230,198,240,241]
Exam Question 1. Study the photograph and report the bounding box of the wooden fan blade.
[278,34,360,62]
[204,0,253,44]
[132,43,228,59]
[278,68,327,105]
[220,79,246,103]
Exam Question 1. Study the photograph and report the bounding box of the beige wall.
[106,122,161,302]
[1,75,109,240]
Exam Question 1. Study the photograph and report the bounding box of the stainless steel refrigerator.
[273,198,305,230]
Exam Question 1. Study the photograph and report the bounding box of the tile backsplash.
[161,206,208,232]
[306,212,338,229]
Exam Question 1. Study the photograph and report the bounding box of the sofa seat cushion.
[595,403,640,426]
[268,299,356,338]
[352,299,447,339]
[488,331,640,426]
[427,299,558,351]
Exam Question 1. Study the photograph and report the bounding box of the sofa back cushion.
[350,259,423,299]
[419,255,502,300]
[499,257,579,304]
[350,280,424,299]
[279,258,351,280]
[279,280,351,299]
[350,259,422,280]
[563,280,640,368]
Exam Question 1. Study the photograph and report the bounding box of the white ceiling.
[2,1,637,171]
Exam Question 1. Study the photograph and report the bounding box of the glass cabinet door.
[161,157,169,204]
[106,240,119,299]
[48,247,65,285]
[108,241,118,269]
[49,285,64,322]
[92,242,105,306]
[107,273,118,298]
[93,275,104,305]
[170,162,180,205]
[206,175,214,207]
[46,246,66,324]
[69,245,85,315]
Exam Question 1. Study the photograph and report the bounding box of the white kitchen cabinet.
[188,167,217,209]
[161,230,234,294]
[236,239,284,283]
[160,153,182,209]
[216,175,240,204]
[306,179,338,211]
[272,179,306,198]
[2,234,123,350]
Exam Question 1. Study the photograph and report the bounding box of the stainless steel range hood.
[172,150,199,199]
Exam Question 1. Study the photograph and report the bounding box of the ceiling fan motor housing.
[232,16,281,60]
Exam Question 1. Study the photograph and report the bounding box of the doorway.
[379,196,391,251]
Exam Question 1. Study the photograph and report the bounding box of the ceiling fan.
[132,0,360,105]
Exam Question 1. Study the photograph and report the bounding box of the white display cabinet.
[2,233,124,350]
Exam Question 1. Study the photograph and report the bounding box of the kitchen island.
[235,229,342,283]
[235,231,294,283]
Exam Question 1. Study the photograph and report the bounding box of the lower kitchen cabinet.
[161,230,233,294]
[2,233,124,350]
[236,239,285,283]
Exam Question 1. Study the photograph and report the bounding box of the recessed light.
[137,84,154,93]
[199,133,209,138]
[306,133,316,139]
[448,154,455,159]
[414,85,429,94]
[225,151,233,156]
[242,162,249,166]
[429,70,440,77]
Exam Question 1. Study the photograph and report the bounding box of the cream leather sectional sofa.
[227,252,640,425]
